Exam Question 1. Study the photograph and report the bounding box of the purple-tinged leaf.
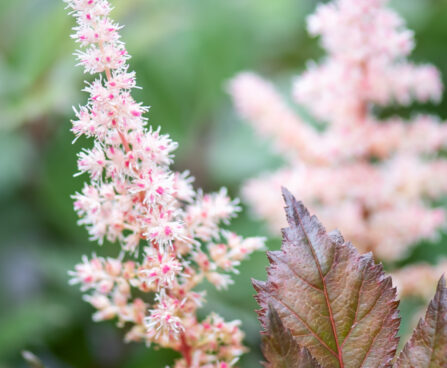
[395,276,447,367]
[262,304,321,368]
[254,188,400,368]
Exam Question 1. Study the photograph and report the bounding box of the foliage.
[262,306,320,368]
[255,189,447,367]
[396,277,447,367]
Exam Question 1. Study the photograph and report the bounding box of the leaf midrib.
[294,210,344,368]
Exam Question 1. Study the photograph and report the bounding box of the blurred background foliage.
[1,0,447,367]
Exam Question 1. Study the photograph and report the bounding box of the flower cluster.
[229,0,447,263]
[64,1,264,366]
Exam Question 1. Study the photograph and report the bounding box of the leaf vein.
[294,211,343,367]
[358,311,388,367]
[341,277,365,347]
[284,260,324,292]
[355,290,381,327]
[271,294,339,359]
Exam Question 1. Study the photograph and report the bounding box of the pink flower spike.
[229,0,447,263]
[65,0,263,364]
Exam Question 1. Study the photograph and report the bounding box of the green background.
[1,0,447,366]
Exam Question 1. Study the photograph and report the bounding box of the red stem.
[118,130,131,153]
[179,333,192,366]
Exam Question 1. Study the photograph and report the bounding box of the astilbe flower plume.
[64,1,265,366]
[229,0,447,298]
